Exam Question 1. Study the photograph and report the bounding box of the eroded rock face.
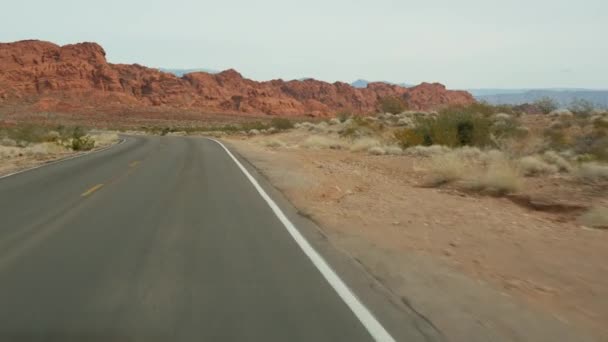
[0,40,475,116]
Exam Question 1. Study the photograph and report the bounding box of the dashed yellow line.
[129,160,140,168]
[81,184,104,197]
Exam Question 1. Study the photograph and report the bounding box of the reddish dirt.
[0,40,475,117]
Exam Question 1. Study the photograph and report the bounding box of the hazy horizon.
[2,0,606,89]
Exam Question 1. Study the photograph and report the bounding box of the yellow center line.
[129,160,140,168]
[81,184,104,197]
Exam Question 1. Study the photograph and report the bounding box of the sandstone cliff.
[0,40,475,116]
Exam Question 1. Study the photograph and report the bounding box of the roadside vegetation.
[225,99,607,226]
[0,123,118,160]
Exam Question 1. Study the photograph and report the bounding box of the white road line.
[0,138,126,181]
[209,138,396,342]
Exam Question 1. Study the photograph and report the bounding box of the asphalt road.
[0,135,438,342]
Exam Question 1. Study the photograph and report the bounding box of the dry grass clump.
[384,145,403,155]
[576,163,608,182]
[261,139,287,148]
[301,135,346,150]
[542,150,573,172]
[519,155,558,176]
[424,148,522,195]
[579,206,608,229]
[89,132,119,147]
[350,137,381,152]
[0,142,69,160]
[368,146,386,155]
[466,158,522,195]
[426,152,471,186]
[403,145,451,157]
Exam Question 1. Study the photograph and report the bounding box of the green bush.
[394,128,425,148]
[336,110,351,122]
[240,121,270,132]
[380,96,407,114]
[534,97,558,114]
[270,117,294,130]
[569,99,595,116]
[71,136,95,151]
[393,111,492,148]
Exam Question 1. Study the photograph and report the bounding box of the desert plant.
[368,146,386,155]
[270,117,294,130]
[415,110,493,147]
[518,156,558,176]
[569,98,595,116]
[350,137,381,152]
[466,159,522,195]
[380,96,407,114]
[336,110,352,122]
[542,151,573,172]
[426,153,470,186]
[261,139,286,148]
[576,162,608,182]
[301,135,345,150]
[534,97,558,114]
[71,136,95,151]
[578,206,608,229]
[394,128,425,148]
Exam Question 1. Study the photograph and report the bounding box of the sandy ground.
[227,134,608,341]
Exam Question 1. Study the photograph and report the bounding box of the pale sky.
[2,0,607,89]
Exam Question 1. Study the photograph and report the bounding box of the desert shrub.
[569,99,595,116]
[71,136,95,151]
[239,121,269,132]
[403,145,451,157]
[261,139,286,148]
[301,135,345,150]
[576,162,608,182]
[384,145,403,155]
[336,110,352,122]
[3,124,55,146]
[543,126,572,150]
[578,207,608,229]
[453,146,482,159]
[573,130,608,161]
[534,97,558,114]
[329,118,341,125]
[519,156,558,176]
[469,159,521,195]
[270,117,294,130]
[380,96,407,114]
[394,128,425,148]
[415,109,493,147]
[368,146,386,155]
[542,151,573,172]
[426,153,470,186]
[339,116,382,139]
[350,137,381,152]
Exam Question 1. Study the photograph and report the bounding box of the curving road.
[0,135,438,342]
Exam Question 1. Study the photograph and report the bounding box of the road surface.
[0,135,438,342]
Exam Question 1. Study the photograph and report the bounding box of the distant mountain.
[159,68,218,77]
[351,79,412,88]
[476,89,608,108]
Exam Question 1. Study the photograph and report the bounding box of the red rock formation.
[0,40,475,116]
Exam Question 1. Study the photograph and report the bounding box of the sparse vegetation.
[519,156,558,176]
[270,117,294,130]
[0,124,98,152]
[534,97,558,114]
[579,206,608,229]
[380,96,407,114]
[569,98,596,116]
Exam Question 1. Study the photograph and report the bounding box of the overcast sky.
[2,0,606,89]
